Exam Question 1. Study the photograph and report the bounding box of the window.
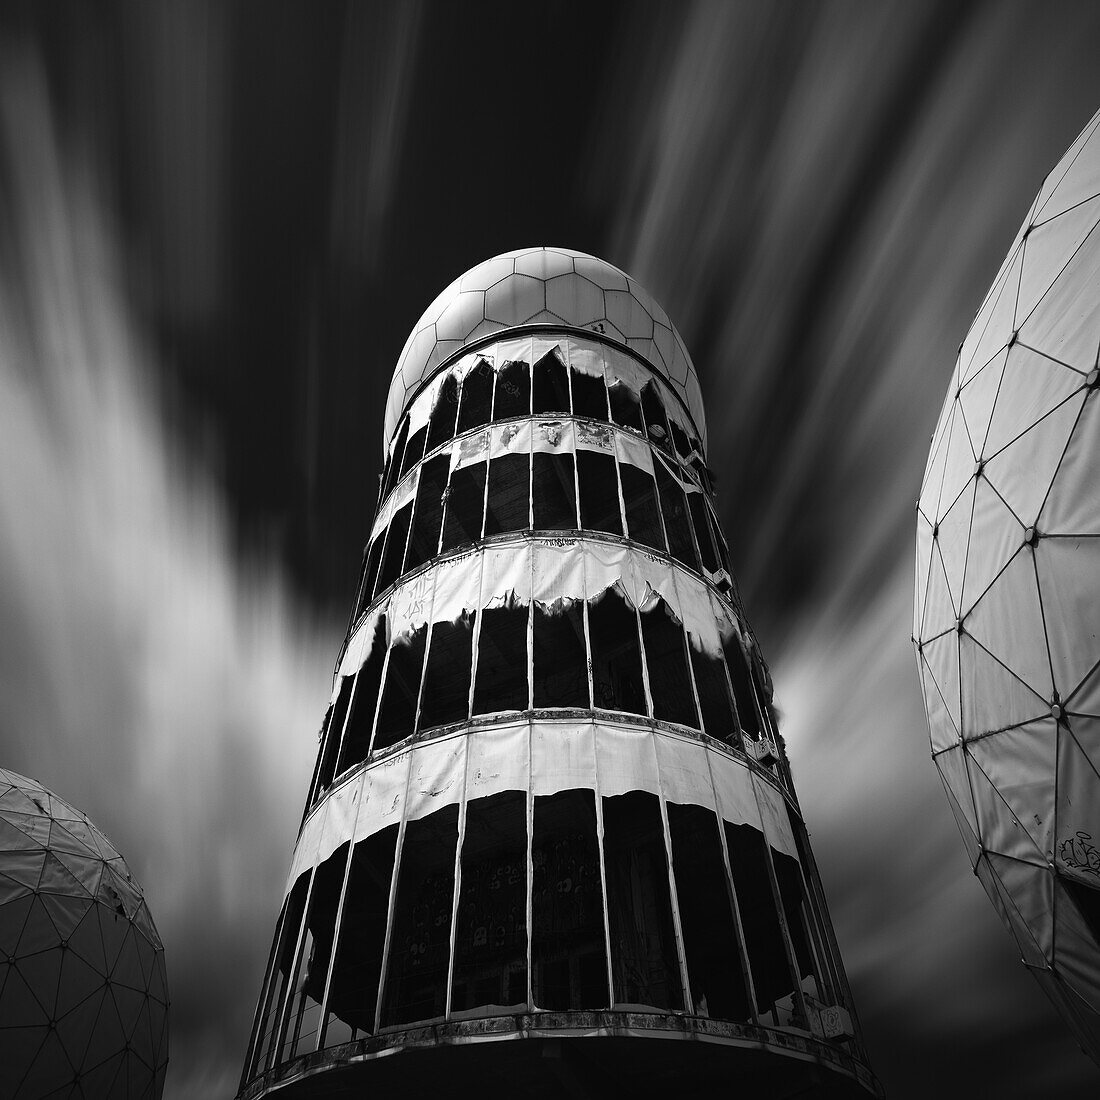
[440,462,486,552]
[356,534,385,619]
[457,359,494,434]
[532,348,570,414]
[419,612,474,730]
[531,450,577,531]
[427,374,459,451]
[570,366,609,420]
[639,598,697,727]
[337,615,389,774]
[451,791,528,1015]
[603,791,682,1010]
[689,641,738,745]
[689,492,720,574]
[587,586,645,716]
[472,600,529,716]
[620,462,666,553]
[608,380,644,433]
[399,421,426,480]
[723,634,760,739]
[374,503,412,595]
[380,804,459,1027]
[532,599,589,709]
[640,382,672,452]
[382,418,409,501]
[493,359,530,421]
[403,455,449,573]
[315,675,354,794]
[532,789,608,1010]
[373,627,427,752]
[254,873,310,1071]
[577,449,623,536]
[484,451,530,537]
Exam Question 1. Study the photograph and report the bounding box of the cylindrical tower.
[238,249,880,1098]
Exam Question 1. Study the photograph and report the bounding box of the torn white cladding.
[241,251,879,1099]
[0,769,169,1098]
[915,107,1100,1063]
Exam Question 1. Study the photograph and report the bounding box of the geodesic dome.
[914,107,1100,1062]
[0,769,169,1098]
[384,246,704,455]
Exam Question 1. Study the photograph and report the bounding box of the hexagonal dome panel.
[0,769,169,1098]
[384,248,704,454]
[914,106,1100,1064]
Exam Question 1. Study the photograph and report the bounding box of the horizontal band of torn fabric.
[289,721,784,892]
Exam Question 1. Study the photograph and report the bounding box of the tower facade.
[238,249,879,1098]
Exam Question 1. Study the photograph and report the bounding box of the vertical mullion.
[525,721,535,1011]
[445,742,471,1019]
[592,739,615,1009]
[410,569,438,736]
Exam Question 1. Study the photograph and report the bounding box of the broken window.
[670,419,692,460]
[532,348,570,414]
[532,789,608,1010]
[315,675,355,794]
[723,634,760,740]
[457,359,494,434]
[603,791,683,1011]
[570,365,609,421]
[380,803,459,1028]
[689,640,738,745]
[723,822,795,1017]
[374,502,412,596]
[640,382,672,452]
[588,586,646,716]
[483,451,530,537]
[336,615,388,775]
[608,379,644,433]
[427,373,460,451]
[322,825,398,1045]
[399,421,426,481]
[451,791,528,1015]
[280,843,346,1062]
[373,626,427,753]
[356,534,385,619]
[403,455,449,573]
[472,599,529,716]
[531,450,577,531]
[254,872,310,1071]
[440,461,486,552]
[382,418,409,501]
[619,462,666,553]
[688,491,720,574]
[667,803,751,1020]
[532,598,589,709]
[708,506,732,574]
[773,850,817,989]
[576,449,623,536]
[419,611,474,731]
[639,598,697,727]
[493,359,530,421]
[654,459,700,572]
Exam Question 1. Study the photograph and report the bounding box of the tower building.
[238,249,879,1097]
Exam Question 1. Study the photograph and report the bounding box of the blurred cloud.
[0,47,332,1097]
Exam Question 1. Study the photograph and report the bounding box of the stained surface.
[914,106,1100,1062]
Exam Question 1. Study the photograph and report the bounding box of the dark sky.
[1,2,1099,1096]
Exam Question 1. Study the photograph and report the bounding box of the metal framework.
[238,249,880,1098]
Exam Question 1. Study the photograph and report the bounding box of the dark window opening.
[532,789,608,1010]
[708,508,731,574]
[690,644,738,745]
[571,367,609,421]
[774,851,816,984]
[323,826,398,1045]
[620,463,666,553]
[457,359,494,434]
[670,420,691,460]
[587,587,645,716]
[375,503,412,596]
[532,451,577,531]
[255,872,309,1071]
[689,493,720,574]
[374,627,427,753]
[654,461,700,571]
[533,599,589,709]
[337,615,389,776]
[440,462,486,552]
[484,452,530,537]
[357,534,385,619]
[283,844,347,1061]
[640,598,697,727]
[316,675,355,794]
[427,374,460,452]
[577,450,623,536]
[691,456,712,493]
[381,804,459,1028]
[452,791,528,1014]
[400,424,426,481]
[404,455,449,573]
[472,601,529,716]
[382,419,409,501]
[532,349,570,414]
[419,612,474,730]
[724,822,794,1014]
[667,803,751,1021]
[493,360,530,421]
[603,791,683,1011]
[608,380,644,433]
[640,382,672,451]
[723,635,760,739]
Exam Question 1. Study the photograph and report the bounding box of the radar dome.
[0,769,169,1097]
[914,108,1100,1062]
[384,246,704,453]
